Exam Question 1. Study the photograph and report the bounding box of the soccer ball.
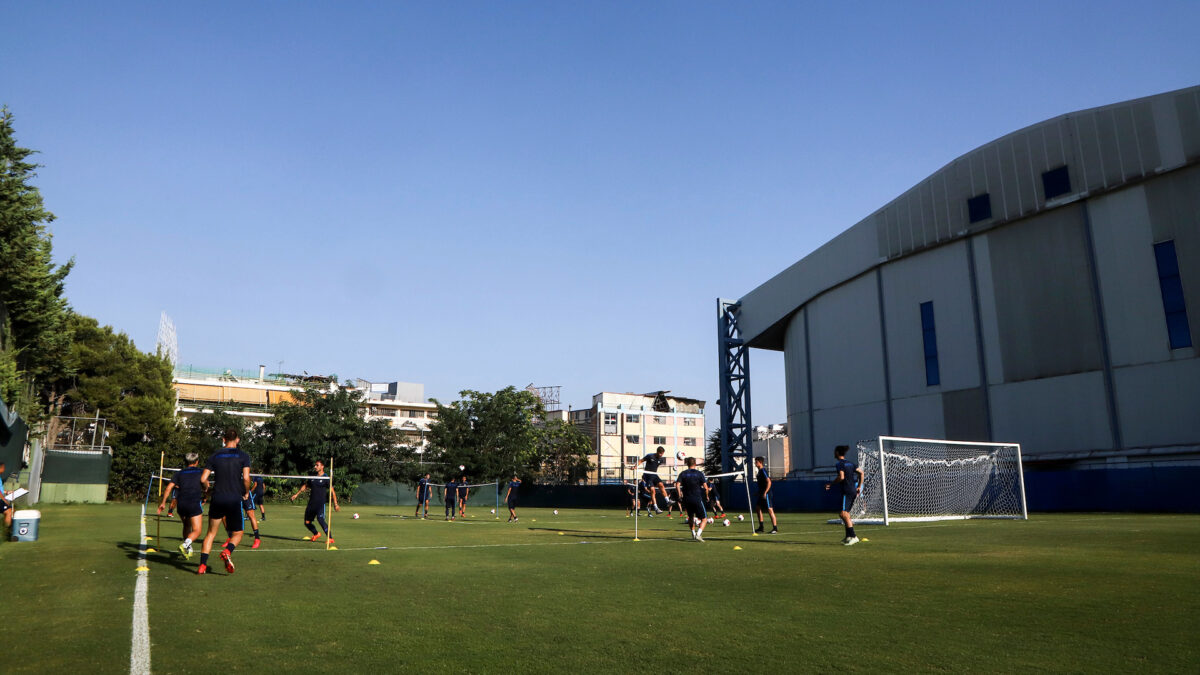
[553,509,559,515]
[675,450,686,461]
[707,517,714,524]
[459,465,465,471]
[353,513,360,519]
[723,519,730,526]
[490,508,495,514]
[737,514,744,521]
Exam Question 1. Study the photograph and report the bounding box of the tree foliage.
[58,314,178,499]
[425,387,544,481]
[533,419,593,484]
[0,107,74,422]
[705,427,723,475]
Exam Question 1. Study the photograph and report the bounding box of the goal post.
[847,435,1028,525]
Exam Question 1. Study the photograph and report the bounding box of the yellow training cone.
[329,546,338,550]
[733,546,743,550]
[146,548,156,553]
[368,560,381,565]
[861,538,869,542]
[558,532,564,535]
[135,566,149,572]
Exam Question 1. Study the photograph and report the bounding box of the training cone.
[145,548,156,553]
[135,565,149,572]
[733,546,743,550]
[531,519,536,522]
[861,538,869,542]
[329,546,339,550]
[368,559,381,565]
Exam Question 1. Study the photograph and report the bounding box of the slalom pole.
[633,481,639,541]
[156,451,164,547]
[326,456,334,551]
[495,481,500,520]
[744,463,756,536]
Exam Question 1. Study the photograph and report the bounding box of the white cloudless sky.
[3,1,1198,429]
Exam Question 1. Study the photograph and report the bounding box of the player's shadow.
[116,540,198,572]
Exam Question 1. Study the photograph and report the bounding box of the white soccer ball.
[707,517,714,524]
[553,509,559,515]
[459,465,465,471]
[490,508,495,514]
[723,519,730,527]
[675,450,686,461]
[737,514,744,521]
[353,513,359,519]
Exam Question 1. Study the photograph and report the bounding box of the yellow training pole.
[156,451,165,547]
[326,456,333,551]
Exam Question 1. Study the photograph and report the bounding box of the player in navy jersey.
[634,478,655,517]
[677,457,710,541]
[457,474,470,518]
[666,481,687,519]
[826,445,864,545]
[240,471,263,549]
[504,475,521,522]
[705,478,726,518]
[291,460,339,542]
[443,478,458,521]
[198,428,252,574]
[635,447,670,513]
[156,453,205,559]
[754,456,778,534]
[415,473,431,518]
[252,474,267,521]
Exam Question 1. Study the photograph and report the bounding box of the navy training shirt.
[677,468,707,499]
[306,475,331,505]
[418,477,428,494]
[835,458,860,495]
[206,448,251,499]
[445,481,458,500]
[756,466,770,495]
[252,475,265,496]
[641,453,666,473]
[172,466,205,505]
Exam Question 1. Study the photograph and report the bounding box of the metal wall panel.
[990,372,1114,454]
[1114,359,1200,449]
[807,273,886,410]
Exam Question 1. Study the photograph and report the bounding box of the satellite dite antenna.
[156,311,179,365]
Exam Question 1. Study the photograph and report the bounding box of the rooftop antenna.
[156,311,179,366]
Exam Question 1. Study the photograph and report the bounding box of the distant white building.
[569,391,706,483]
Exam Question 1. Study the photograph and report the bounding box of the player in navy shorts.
[415,473,431,518]
[198,428,252,574]
[754,456,778,534]
[826,445,864,545]
[443,477,458,521]
[504,475,521,522]
[636,447,670,513]
[677,458,710,541]
[157,452,205,559]
[242,476,262,549]
[252,474,267,521]
[291,460,339,542]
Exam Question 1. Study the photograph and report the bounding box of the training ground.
[2,504,1197,673]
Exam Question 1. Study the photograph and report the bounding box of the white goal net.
[847,436,1028,525]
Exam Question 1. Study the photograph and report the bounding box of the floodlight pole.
[717,298,753,487]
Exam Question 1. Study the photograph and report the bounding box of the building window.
[652,436,667,445]
[683,438,696,446]
[1042,166,1071,200]
[967,193,992,223]
[626,455,638,464]
[1155,240,1193,349]
[920,301,940,386]
[603,412,618,435]
[625,435,640,444]
[682,418,696,426]
[652,416,667,424]
[626,414,640,423]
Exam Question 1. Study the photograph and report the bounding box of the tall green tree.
[0,107,74,422]
[705,428,723,475]
[425,387,544,481]
[251,384,405,499]
[59,314,179,499]
[533,419,593,484]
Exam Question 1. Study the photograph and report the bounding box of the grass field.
[2,503,1198,673]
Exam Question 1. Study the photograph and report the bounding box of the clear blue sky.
[3,2,1197,428]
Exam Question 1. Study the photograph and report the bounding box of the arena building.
[729,85,1200,511]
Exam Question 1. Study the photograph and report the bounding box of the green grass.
[3,504,1198,673]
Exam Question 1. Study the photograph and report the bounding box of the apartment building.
[569,391,706,484]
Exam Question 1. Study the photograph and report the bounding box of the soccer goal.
[846,436,1028,525]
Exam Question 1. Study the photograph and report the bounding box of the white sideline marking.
[131,506,151,674]
[250,539,630,553]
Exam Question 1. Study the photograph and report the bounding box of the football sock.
[253,528,259,537]
[317,514,328,533]
[848,526,856,537]
[306,522,319,535]
[225,542,236,553]
[200,553,210,566]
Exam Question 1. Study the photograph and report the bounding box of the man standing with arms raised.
[635,446,670,514]
[198,428,252,575]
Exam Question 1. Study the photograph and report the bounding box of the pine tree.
[0,107,74,420]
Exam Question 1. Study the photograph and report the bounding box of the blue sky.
[3,2,1197,428]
